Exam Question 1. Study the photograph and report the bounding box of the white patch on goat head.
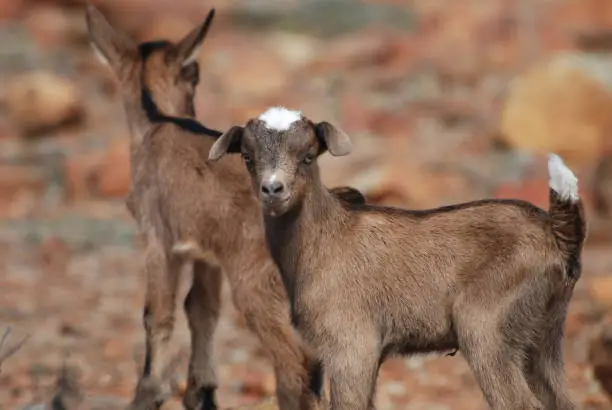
[548,153,579,202]
[259,107,302,131]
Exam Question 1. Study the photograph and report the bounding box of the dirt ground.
[1,219,612,409]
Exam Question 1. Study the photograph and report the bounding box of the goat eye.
[303,154,314,165]
[242,152,252,163]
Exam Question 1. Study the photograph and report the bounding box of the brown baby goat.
[209,107,587,410]
[86,7,364,410]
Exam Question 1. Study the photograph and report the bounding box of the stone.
[240,369,272,398]
[96,138,131,199]
[590,314,612,399]
[593,154,612,218]
[229,398,278,410]
[307,31,394,74]
[587,277,612,308]
[500,53,612,168]
[159,398,184,410]
[63,151,104,201]
[24,6,88,48]
[0,0,25,20]
[493,178,550,209]
[7,71,85,137]
[219,47,291,99]
[0,164,46,219]
[138,15,195,43]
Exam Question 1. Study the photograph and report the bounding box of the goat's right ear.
[174,8,216,67]
[85,3,135,72]
[208,126,244,161]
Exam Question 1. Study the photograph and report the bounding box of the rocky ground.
[2,0,612,409]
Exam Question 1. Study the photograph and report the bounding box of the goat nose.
[261,180,285,197]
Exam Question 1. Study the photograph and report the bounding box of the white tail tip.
[548,153,579,202]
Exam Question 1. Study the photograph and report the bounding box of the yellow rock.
[587,276,612,307]
[7,70,85,136]
[500,53,612,168]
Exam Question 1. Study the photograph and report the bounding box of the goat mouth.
[262,196,291,216]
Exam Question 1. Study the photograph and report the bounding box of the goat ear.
[209,126,243,161]
[175,9,215,67]
[85,3,135,72]
[314,121,352,157]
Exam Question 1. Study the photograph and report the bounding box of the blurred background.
[1,0,612,408]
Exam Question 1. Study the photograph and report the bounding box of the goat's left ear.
[85,2,136,73]
[209,126,243,161]
[314,121,352,157]
[174,8,216,67]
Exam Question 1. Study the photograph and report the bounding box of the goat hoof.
[183,386,218,410]
[128,377,170,410]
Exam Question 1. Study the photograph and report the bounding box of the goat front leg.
[325,340,380,410]
[183,260,223,410]
[129,245,181,410]
[231,269,323,410]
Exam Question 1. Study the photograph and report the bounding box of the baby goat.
[209,107,587,410]
[86,7,363,410]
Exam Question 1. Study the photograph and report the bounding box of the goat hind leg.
[129,248,181,410]
[526,324,576,410]
[183,260,223,410]
[461,333,544,410]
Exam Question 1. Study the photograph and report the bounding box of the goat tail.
[172,239,220,267]
[547,153,587,278]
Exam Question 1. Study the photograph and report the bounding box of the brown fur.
[209,111,588,410]
[86,6,363,410]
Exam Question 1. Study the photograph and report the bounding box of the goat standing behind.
[209,107,587,410]
[86,8,363,410]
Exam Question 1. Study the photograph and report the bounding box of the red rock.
[493,179,550,209]
[231,398,278,410]
[550,0,612,31]
[593,154,612,218]
[103,338,128,360]
[587,276,612,308]
[63,151,104,201]
[138,15,195,43]
[160,398,184,410]
[590,314,612,399]
[24,6,85,48]
[97,138,131,198]
[240,370,272,398]
[0,164,45,219]
[307,31,394,74]
[369,111,416,139]
[0,0,25,20]
[338,91,377,134]
[220,48,291,99]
